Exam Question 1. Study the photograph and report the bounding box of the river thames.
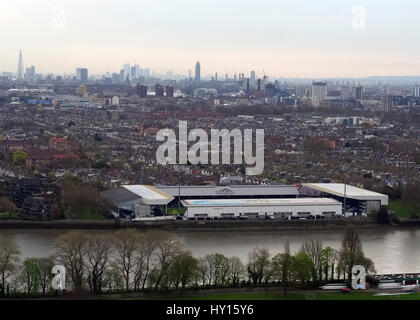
[1,227,419,274]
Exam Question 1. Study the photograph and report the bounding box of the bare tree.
[228,257,245,287]
[301,239,323,282]
[35,257,54,296]
[271,242,293,295]
[152,231,183,290]
[0,236,21,296]
[340,225,363,284]
[112,229,142,292]
[86,233,113,294]
[197,257,210,287]
[133,231,158,291]
[54,231,86,292]
[247,248,271,286]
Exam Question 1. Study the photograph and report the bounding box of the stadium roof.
[303,183,388,205]
[157,185,299,197]
[102,185,174,206]
[182,198,341,207]
[122,185,174,205]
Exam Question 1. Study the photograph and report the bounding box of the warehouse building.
[301,183,389,215]
[181,198,342,220]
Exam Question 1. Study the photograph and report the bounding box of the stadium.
[102,183,388,221]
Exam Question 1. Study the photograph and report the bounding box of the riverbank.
[0,217,387,231]
[0,215,419,232]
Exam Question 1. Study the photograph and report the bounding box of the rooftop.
[157,185,299,197]
[182,198,341,207]
[303,183,389,205]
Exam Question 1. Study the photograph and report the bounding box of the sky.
[1,0,420,78]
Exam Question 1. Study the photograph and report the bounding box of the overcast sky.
[1,0,420,78]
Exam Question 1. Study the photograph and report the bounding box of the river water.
[1,228,419,274]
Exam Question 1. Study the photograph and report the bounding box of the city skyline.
[1,0,420,78]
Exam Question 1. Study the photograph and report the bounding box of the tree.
[0,237,21,296]
[228,257,245,287]
[292,252,315,286]
[54,231,86,292]
[0,197,16,213]
[103,262,124,292]
[271,242,293,295]
[300,239,323,283]
[320,247,337,282]
[133,231,158,291]
[20,257,40,295]
[12,151,28,166]
[197,257,210,287]
[152,231,183,290]
[247,248,271,286]
[60,181,111,220]
[339,226,363,284]
[112,229,141,292]
[213,253,230,287]
[86,233,113,294]
[169,251,198,289]
[35,257,54,296]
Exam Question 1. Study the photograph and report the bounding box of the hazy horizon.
[2,0,420,78]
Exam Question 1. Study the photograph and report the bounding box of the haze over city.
[1,0,420,306]
[2,0,420,78]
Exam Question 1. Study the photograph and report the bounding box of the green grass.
[167,208,186,216]
[388,200,416,219]
[71,209,107,220]
[0,212,20,219]
[147,292,420,300]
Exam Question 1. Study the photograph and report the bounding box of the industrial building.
[181,198,342,220]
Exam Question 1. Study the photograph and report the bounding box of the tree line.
[0,226,375,297]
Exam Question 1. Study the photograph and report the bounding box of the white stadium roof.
[122,185,174,205]
[303,183,388,205]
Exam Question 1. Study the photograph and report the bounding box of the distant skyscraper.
[166,85,174,97]
[195,61,201,82]
[354,86,363,100]
[136,84,148,98]
[123,63,131,81]
[382,95,394,112]
[312,82,327,108]
[76,68,88,83]
[413,85,420,98]
[250,71,256,84]
[24,65,36,82]
[17,49,24,81]
[155,84,164,97]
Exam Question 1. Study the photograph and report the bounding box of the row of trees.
[0,226,375,297]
